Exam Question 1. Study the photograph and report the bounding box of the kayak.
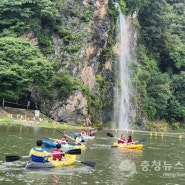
[112,142,143,150]
[74,133,95,140]
[42,140,86,150]
[25,154,76,169]
[82,135,95,140]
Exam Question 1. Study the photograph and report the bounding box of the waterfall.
[113,6,133,130]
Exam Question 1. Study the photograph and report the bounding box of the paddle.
[57,130,91,149]
[106,132,119,140]
[94,127,102,133]
[74,160,96,168]
[6,149,81,162]
[56,130,75,141]
[6,155,30,162]
[42,136,58,141]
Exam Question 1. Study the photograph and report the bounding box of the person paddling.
[118,134,127,144]
[52,143,64,161]
[127,135,134,144]
[75,134,85,145]
[80,129,87,136]
[88,130,95,136]
[29,140,50,163]
[60,136,68,145]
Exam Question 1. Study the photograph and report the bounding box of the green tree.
[0,37,53,101]
[50,71,79,101]
[145,72,172,120]
[0,0,61,36]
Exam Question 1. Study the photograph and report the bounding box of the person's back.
[52,144,63,161]
[29,140,49,163]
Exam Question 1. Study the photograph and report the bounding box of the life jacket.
[127,139,133,143]
[30,147,46,162]
[89,132,95,136]
[75,137,82,145]
[52,148,62,161]
[118,138,126,144]
[81,131,86,135]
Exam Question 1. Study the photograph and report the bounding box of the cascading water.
[113,5,133,130]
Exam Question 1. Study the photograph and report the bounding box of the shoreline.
[0,116,94,130]
[1,116,185,140]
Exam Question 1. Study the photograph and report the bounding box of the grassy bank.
[0,116,94,130]
[0,107,96,130]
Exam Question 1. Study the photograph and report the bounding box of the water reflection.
[1,125,185,185]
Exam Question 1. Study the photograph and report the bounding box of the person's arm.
[29,148,33,157]
[43,150,50,157]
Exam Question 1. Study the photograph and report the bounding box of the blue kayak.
[42,140,86,150]
[42,140,57,148]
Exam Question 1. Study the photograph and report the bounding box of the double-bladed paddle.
[56,130,75,141]
[42,136,58,141]
[74,160,96,168]
[94,127,102,133]
[6,148,81,162]
[106,132,119,140]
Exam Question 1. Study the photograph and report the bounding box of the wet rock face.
[50,91,88,124]
[21,0,112,124]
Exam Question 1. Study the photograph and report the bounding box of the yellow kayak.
[25,154,76,169]
[48,154,76,167]
[73,144,86,150]
[112,142,143,150]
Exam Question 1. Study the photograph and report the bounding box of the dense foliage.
[0,37,53,101]
[123,0,185,126]
[0,0,85,108]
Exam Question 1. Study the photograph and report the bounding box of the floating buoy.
[178,135,182,139]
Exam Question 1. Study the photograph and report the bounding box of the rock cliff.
[44,0,113,125]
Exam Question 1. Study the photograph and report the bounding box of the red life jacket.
[81,131,86,135]
[127,139,133,143]
[118,137,126,144]
[52,148,62,161]
[89,132,95,136]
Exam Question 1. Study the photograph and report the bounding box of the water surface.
[0,125,184,185]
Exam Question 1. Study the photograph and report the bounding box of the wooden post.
[27,101,30,110]
[2,98,4,108]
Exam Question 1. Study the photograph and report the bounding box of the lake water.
[0,125,185,185]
